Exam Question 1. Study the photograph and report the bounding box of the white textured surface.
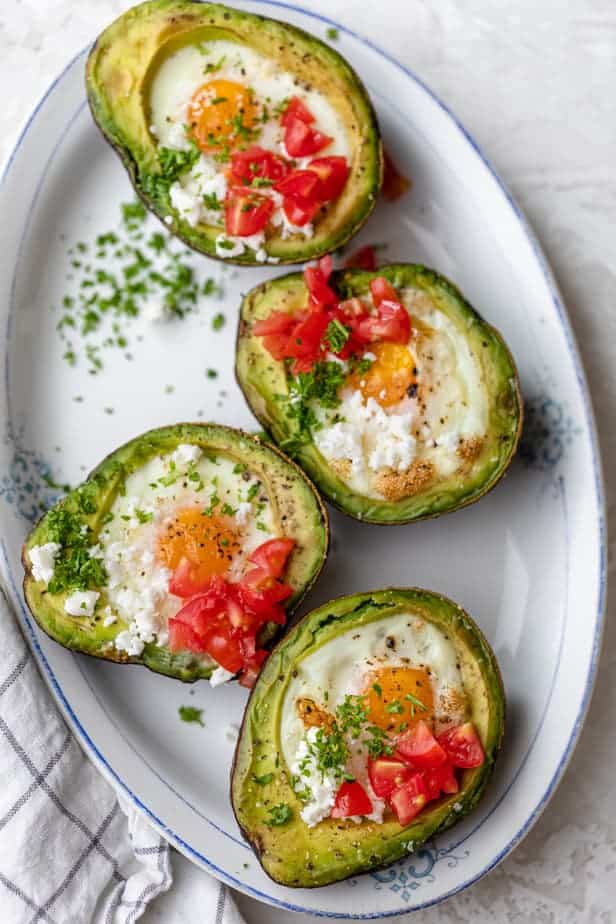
[1,0,614,920]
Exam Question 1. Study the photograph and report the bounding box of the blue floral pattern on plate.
[519,396,579,471]
[1,420,65,523]
[369,840,470,902]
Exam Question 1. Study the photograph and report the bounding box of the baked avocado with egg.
[236,261,522,523]
[231,587,504,888]
[22,423,328,686]
[86,0,382,265]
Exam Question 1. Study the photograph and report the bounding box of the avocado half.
[22,424,329,682]
[236,264,523,524]
[86,0,382,265]
[231,587,505,888]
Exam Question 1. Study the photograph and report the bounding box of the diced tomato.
[172,579,228,636]
[331,781,373,818]
[280,96,315,128]
[368,757,411,798]
[275,169,321,200]
[356,300,410,345]
[238,649,268,688]
[230,146,289,185]
[437,723,485,769]
[370,276,399,307]
[239,571,293,615]
[304,264,337,307]
[396,720,448,770]
[389,773,428,826]
[168,557,211,598]
[248,538,296,578]
[423,762,460,801]
[344,245,377,271]
[282,195,321,227]
[339,297,369,320]
[284,116,332,158]
[202,623,244,674]
[225,189,274,237]
[307,156,349,201]
[318,255,333,281]
[382,149,411,201]
[168,618,205,654]
[253,310,297,338]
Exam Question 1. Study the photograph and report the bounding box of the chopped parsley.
[279,360,346,453]
[253,772,274,786]
[404,692,428,716]
[178,706,205,727]
[221,502,237,516]
[324,318,350,353]
[45,505,107,595]
[385,699,404,715]
[265,803,292,827]
[134,508,154,524]
[202,192,221,211]
[326,26,339,40]
[206,368,219,379]
[212,312,226,331]
[56,199,212,373]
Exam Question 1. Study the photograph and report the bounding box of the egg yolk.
[188,80,257,153]
[157,507,241,583]
[363,665,434,733]
[349,342,417,408]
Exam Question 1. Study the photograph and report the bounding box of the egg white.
[313,287,489,498]
[97,445,277,657]
[280,611,467,771]
[148,40,351,255]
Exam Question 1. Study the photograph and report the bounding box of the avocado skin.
[85,0,383,265]
[22,423,329,682]
[231,587,505,888]
[235,263,523,524]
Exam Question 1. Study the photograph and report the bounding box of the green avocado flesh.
[235,264,523,523]
[22,424,328,682]
[231,588,505,888]
[86,0,382,265]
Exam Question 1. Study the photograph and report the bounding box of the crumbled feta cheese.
[29,543,60,584]
[313,390,416,477]
[114,629,145,657]
[171,443,202,468]
[289,727,338,827]
[102,612,117,628]
[363,352,377,362]
[64,590,100,618]
[209,666,235,687]
[169,182,202,227]
[164,215,173,225]
[215,235,245,258]
[165,118,191,150]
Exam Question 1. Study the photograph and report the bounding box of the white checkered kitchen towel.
[0,587,245,924]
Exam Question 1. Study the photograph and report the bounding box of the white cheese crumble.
[313,390,416,477]
[171,443,202,468]
[209,666,235,687]
[289,727,338,828]
[114,629,145,658]
[29,543,60,584]
[64,590,100,618]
